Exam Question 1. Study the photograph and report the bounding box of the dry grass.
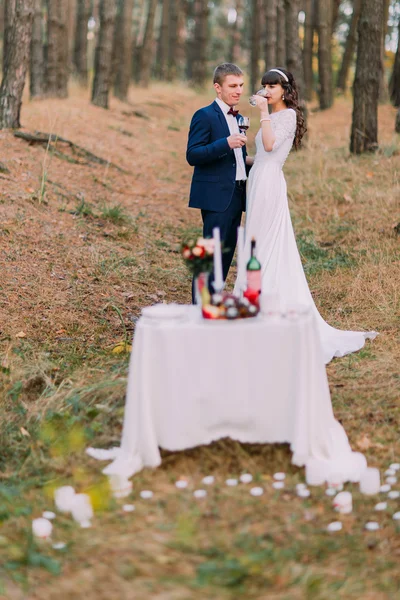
[0,83,399,599]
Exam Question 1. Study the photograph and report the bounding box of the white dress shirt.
[215,98,247,181]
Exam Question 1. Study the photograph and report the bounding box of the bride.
[239,67,377,364]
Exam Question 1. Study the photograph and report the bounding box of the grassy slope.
[0,83,399,599]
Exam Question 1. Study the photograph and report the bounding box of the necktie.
[228,107,239,117]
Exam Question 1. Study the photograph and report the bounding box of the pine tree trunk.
[264,0,277,71]
[378,0,390,103]
[228,0,243,65]
[317,0,333,109]
[395,106,400,133]
[155,0,169,79]
[336,0,361,92]
[250,0,261,91]
[131,0,145,80]
[331,0,340,31]
[303,0,314,101]
[389,18,400,107]
[139,0,157,87]
[191,0,209,87]
[114,0,134,100]
[0,0,34,129]
[30,0,44,98]
[167,0,181,81]
[350,0,383,153]
[73,0,91,85]
[285,0,305,97]
[46,0,69,98]
[3,0,16,74]
[276,0,286,66]
[91,0,116,108]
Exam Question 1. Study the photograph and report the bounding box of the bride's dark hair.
[261,68,306,150]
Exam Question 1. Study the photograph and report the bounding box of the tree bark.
[350,0,383,153]
[46,0,69,98]
[336,0,361,92]
[264,0,277,71]
[285,0,305,97]
[317,0,333,109]
[228,0,243,65]
[191,0,209,87]
[73,0,91,85]
[331,0,340,31]
[276,0,286,66]
[389,17,400,107]
[3,0,16,74]
[91,0,116,108]
[114,0,134,100]
[139,0,157,87]
[0,0,34,129]
[167,0,182,80]
[250,0,261,91]
[30,0,45,98]
[303,0,314,101]
[396,106,400,133]
[155,0,169,79]
[379,0,390,103]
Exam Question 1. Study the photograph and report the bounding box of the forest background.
[0,0,399,598]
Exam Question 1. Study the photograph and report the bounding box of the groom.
[186,63,248,300]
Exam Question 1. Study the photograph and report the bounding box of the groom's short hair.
[213,63,243,85]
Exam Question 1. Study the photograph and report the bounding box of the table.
[87,306,366,482]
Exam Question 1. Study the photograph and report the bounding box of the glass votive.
[359,467,380,495]
[305,459,326,486]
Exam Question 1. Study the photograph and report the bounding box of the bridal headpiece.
[268,68,289,82]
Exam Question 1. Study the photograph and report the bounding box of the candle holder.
[359,467,380,495]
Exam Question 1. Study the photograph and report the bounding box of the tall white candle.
[236,226,246,293]
[212,227,224,292]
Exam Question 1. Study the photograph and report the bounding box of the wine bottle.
[246,238,261,300]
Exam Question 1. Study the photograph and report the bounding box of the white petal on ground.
[325,488,336,496]
[225,478,238,487]
[385,469,396,476]
[297,488,311,498]
[380,484,391,493]
[390,463,400,471]
[140,490,153,499]
[193,489,207,499]
[273,481,285,490]
[122,504,135,512]
[392,512,400,520]
[42,511,56,520]
[239,474,253,484]
[386,476,397,485]
[388,491,400,499]
[327,521,342,532]
[273,473,286,481]
[296,483,307,491]
[374,502,387,511]
[365,522,380,531]
[250,487,264,497]
[202,476,215,485]
[32,518,53,539]
[52,542,66,550]
[175,480,188,489]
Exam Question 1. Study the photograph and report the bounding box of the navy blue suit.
[187,101,247,298]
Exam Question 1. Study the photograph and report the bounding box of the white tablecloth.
[87,306,366,481]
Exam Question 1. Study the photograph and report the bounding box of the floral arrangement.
[181,237,215,276]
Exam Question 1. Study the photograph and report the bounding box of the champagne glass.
[249,88,270,106]
[237,116,250,135]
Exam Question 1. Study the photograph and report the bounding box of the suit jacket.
[186,101,247,213]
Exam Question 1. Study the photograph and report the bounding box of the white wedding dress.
[238,108,377,364]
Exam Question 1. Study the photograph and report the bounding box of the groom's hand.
[227,133,247,149]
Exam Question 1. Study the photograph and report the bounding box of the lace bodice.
[253,108,296,168]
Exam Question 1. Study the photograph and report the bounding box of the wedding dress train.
[238,108,377,364]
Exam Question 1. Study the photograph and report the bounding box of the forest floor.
[0,82,399,599]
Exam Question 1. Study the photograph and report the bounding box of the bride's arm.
[252,96,275,152]
[246,156,254,166]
